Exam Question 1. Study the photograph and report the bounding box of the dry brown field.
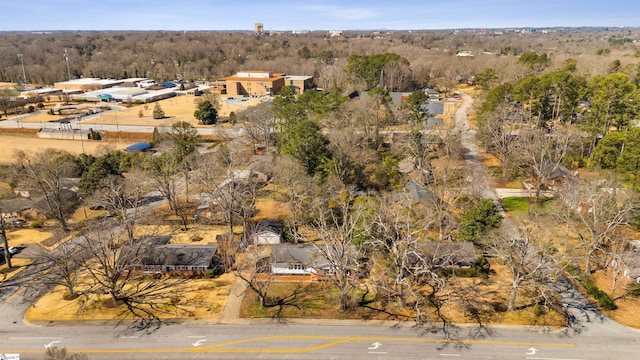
[0,94,265,164]
[0,134,128,164]
[77,95,266,128]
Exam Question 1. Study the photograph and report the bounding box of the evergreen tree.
[193,99,218,125]
[152,102,165,119]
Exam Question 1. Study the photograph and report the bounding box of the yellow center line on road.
[3,334,573,355]
[195,335,575,351]
[1,285,26,305]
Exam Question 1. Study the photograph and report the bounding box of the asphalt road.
[0,319,639,360]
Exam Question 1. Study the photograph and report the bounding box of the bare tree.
[606,235,632,298]
[311,193,364,311]
[485,225,558,312]
[364,194,491,336]
[559,177,640,275]
[192,145,256,239]
[240,102,274,154]
[366,194,432,308]
[77,222,188,326]
[1,215,12,269]
[478,105,519,178]
[273,155,314,243]
[13,149,81,231]
[418,131,465,241]
[142,151,195,230]
[515,127,574,200]
[89,172,147,243]
[235,244,302,317]
[143,152,180,212]
[34,241,84,299]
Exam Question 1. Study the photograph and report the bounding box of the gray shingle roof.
[141,244,218,268]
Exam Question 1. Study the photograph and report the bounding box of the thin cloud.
[296,5,380,20]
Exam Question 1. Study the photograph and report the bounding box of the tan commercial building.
[285,75,314,95]
[219,71,314,97]
[219,71,286,97]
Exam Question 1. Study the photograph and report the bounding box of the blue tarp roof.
[160,82,176,88]
[125,142,151,152]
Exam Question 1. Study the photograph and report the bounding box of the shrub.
[89,130,102,140]
[598,295,617,310]
[582,278,617,310]
[627,282,640,296]
[533,305,546,317]
[133,100,144,105]
[31,220,43,228]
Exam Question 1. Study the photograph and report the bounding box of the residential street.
[1,92,639,359]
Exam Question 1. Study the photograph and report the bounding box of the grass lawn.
[26,272,236,322]
[132,224,238,244]
[5,228,54,247]
[240,264,565,327]
[502,196,553,215]
[252,199,291,222]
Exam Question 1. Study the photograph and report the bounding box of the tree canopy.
[345,53,410,90]
[459,199,503,244]
[194,99,218,125]
[279,119,332,176]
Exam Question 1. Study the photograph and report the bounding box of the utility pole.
[17,53,27,85]
[1,214,12,269]
[64,49,71,81]
[79,119,85,154]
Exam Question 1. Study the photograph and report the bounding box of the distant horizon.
[2,1,639,32]
[1,25,638,33]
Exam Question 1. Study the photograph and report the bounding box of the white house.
[251,221,284,245]
[252,229,282,245]
[269,244,327,275]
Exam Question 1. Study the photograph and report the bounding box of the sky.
[2,0,639,31]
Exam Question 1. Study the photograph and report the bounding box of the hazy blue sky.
[2,0,639,31]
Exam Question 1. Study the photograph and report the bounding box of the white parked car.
[0,246,17,255]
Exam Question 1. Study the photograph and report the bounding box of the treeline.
[2,29,639,90]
